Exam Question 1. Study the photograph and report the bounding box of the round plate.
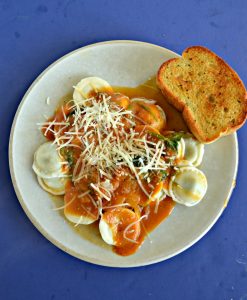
[9,40,238,267]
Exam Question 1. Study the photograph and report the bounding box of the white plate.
[9,40,238,267]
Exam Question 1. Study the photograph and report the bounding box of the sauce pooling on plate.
[114,77,188,133]
[33,77,207,256]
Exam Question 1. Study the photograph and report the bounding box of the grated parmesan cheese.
[40,93,176,203]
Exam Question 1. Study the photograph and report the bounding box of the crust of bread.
[157,46,247,143]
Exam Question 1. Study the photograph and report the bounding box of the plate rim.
[8,40,239,268]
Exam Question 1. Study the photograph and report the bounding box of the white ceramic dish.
[9,40,238,267]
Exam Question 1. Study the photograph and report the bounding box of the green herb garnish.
[139,103,158,121]
[60,148,74,167]
[149,132,183,151]
[132,155,147,167]
[160,170,167,180]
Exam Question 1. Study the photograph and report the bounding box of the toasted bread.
[157,46,247,143]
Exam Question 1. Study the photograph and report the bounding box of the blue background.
[1,0,247,299]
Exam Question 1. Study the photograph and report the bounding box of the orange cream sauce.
[108,77,185,255]
[64,181,99,220]
[113,76,187,132]
[48,77,187,256]
[115,198,175,256]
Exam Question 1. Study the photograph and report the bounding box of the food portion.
[33,76,208,256]
[168,167,207,207]
[33,142,68,178]
[177,134,204,167]
[73,77,113,104]
[157,46,247,143]
[99,207,142,246]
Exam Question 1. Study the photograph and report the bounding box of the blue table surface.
[1,0,247,299]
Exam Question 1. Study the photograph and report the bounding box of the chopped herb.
[132,155,147,167]
[60,148,74,167]
[160,170,167,180]
[67,151,74,167]
[165,133,183,151]
[138,103,158,121]
[149,132,166,140]
[149,132,183,151]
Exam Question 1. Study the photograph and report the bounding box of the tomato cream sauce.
[48,77,187,256]
[109,77,185,255]
[114,76,187,132]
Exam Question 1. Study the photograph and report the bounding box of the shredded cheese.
[40,93,176,207]
[123,214,148,244]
